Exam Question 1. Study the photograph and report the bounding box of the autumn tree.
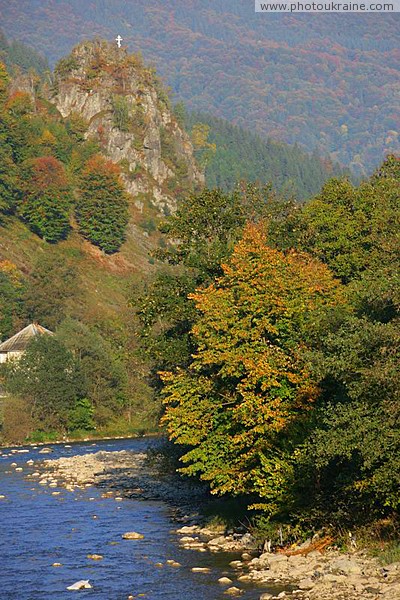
[76,154,129,254]
[136,185,281,380]
[160,225,342,515]
[18,155,72,242]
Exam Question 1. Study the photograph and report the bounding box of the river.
[0,437,285,600]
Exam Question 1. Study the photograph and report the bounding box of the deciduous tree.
[161,225,342,515]
[18,155,72,242]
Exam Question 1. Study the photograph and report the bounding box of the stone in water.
[122,531,144,540]
[67,580,92,590]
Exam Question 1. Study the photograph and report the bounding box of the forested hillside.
[0,29,49,75]
[184,110,347,200]
[1,1,399,173]
[0,41,204,442]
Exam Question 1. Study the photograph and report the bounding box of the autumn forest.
[0,22,399,553]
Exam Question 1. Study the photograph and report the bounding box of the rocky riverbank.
[39,450,400,600]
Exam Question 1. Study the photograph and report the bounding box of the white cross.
[115,35,123,48]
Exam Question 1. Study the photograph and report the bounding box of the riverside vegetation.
[0,36,398,564]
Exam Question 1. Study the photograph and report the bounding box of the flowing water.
[0,438,284,599]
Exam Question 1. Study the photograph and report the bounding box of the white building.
[0,323,53,364]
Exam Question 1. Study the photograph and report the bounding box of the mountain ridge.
[1,1,399,172]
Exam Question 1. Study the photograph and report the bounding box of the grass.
[371,542,400,566]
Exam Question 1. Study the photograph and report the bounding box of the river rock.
[67,580,92,590]
[242,552,252,560]
[122,531,144,540]
[259,594,273,600]
[218,577,233,585]
[208,535,228,547]
[331,557,363,575]
[176,525,200,534]
[191,567,211,573]
[299,577,315,589]
[237,574,252,582]
[87,554,103,560]
[224,586,243,596]
[179,535,198,543]
[229,560,243,568]
[169,561,181,567]
[52,562,62,567]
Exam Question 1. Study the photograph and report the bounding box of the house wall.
[0,351,23,363]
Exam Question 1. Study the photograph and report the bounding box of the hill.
[0,40,204,437]
[184,110,348,200]
[1,2,399,173]
[0,29,49,75]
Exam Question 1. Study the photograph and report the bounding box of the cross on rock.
[115,35,123,48]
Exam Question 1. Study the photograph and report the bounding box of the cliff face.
[51,40,203,214]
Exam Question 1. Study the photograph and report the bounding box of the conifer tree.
[0,62,20,217]
[76,155,129,254]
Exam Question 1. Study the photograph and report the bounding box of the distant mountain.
[0,29,48,75]
[0,1,399,174]
[184,110,347,200]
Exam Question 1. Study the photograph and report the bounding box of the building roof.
[0,323,53,353]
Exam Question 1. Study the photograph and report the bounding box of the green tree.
[0,64,21,217]
[297,158,400,283]
[0,146,20,217]
[296,313,400,524]
[0,61,8,104]
[57,319,128,426]
[18,156,72,242]
[67,397,95,431]
[22,250,79,330]
[0,261,24,339]
[291,156,400,525]
[76,154,129,254]
[5,335,84,431]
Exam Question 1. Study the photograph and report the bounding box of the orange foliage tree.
[161,224,343,515]
[19,155,72,242]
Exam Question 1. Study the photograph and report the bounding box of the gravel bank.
[39,450,400,600]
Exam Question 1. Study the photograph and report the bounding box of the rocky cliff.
[50,40,203,215]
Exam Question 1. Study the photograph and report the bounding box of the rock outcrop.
[51,40,203,215]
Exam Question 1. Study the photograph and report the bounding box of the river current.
[0,438,282,600]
